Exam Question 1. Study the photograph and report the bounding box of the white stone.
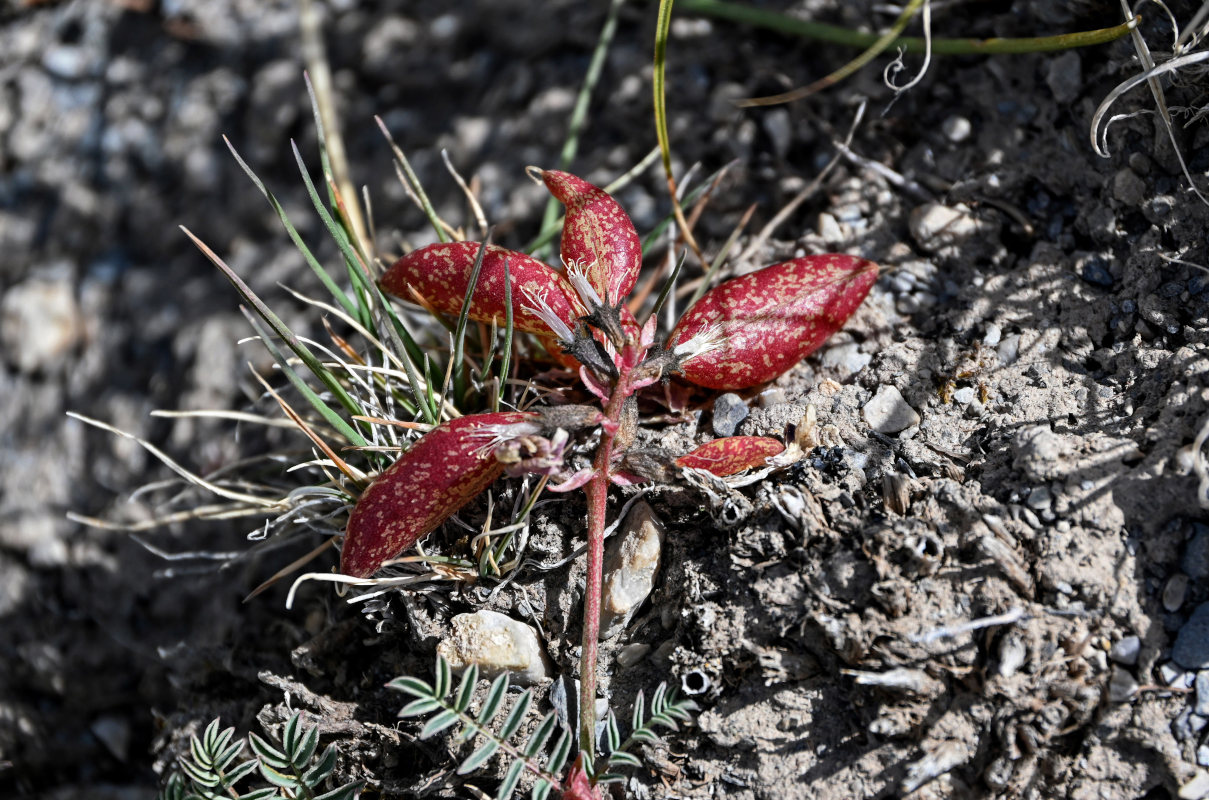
[1179,770,1209,800]
[1,277,82,373]
[908,202,985,252]
[600,502,665,638]
[862,385,920,434]
[437,610,551,685]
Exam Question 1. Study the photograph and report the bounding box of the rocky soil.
[3,1,1209,798]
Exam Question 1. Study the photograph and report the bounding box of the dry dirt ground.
[3,1,1209,798]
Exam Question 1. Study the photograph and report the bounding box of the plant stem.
[578,387,627,758]
[678,0,1137,55]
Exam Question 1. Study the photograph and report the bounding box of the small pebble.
[1179,770,1209,800]
[1045,50,1082,104]
[616,643,652,669]
[759,388,786,408]
[952,386,976,405]
[1080,259,1114,288]
[821,342,870,376]
[997,334,1021,365]
[1026,486,1052,510]
[1108,666,1139,702]
[908,202,983,252]
[1175,603,1209,669]
[1199,744,1209,768]
[600,502,665,638]
[942,115,971,143]
[817,212,843,244]
[1109,635,1141,666]
[1165,573,1190,612]
[862,385,920,434]
[983,324,1002,347]
[1161,662,1187,686]
[1197,671,1209,716]
[1112,168,1147,207]
[1,277,83,373]
[711,393,748,438]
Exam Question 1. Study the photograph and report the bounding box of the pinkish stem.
[578,388,624,759]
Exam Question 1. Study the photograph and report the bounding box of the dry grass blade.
[68,412,284,509]
[249,368,368,488]
[244,536,339,601]
[737,100,866,266]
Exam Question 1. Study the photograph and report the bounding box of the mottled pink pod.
[381,242,582,336]
[541,170,642,304]
[675,436,786,477]
[670,255,878,390]
[558,754,601,800]
[341,412,538,578]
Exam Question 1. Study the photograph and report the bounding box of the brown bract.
[675,435,785,476]
[671,255,878,390]
[541,170,642,305]
[341,412,538,578]
[380,242,582,335]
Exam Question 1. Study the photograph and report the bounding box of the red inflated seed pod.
[669,254,878,390]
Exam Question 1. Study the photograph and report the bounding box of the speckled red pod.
[541,170,642,304]
[381,242,582,335]
[670,254,878,390]
[675,436,785,477]
[341,412,538,578]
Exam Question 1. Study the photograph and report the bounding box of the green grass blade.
[223,138,359,319]
[495,256,514,411]
[241,310,368,447]
[182,227,368,442]
[375,115,449,244]
[450,232,491,406]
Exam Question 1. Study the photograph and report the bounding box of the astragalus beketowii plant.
[340,165,878,784]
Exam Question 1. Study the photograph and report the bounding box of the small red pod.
[381,242,582,336]
[675,436,785,477]
[669,255,878,390]
[541,170,642,305]
[341,412,538,578]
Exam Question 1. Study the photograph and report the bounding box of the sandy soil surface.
[3,1,1209,798]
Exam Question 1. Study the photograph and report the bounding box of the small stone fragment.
[1199,744,1209,768]
[1165,573,1190,612]
[600,502,665,638]
[1110,635,1141,666]
[1080,259,1113,287]
[1046,51,1082,103]
[817,211,843,244]
[1,277,83,373]
[711,393,748,438]
[1175,603,1209,669]
[616,643,651,669]
[437,609,551,685]
[1026,486,1052,510]
[1108,665,1139,702]
[821,342,871,377]
[997,631,1027,677]
[1112,168,1147,207]
[1197,671,1209,717]
[908,202,985,252]
[952,386,976,405]
[1160,662,1186,686]
[1180,770,1209,800]
[862,385,920,434]
[942,115,971,143]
